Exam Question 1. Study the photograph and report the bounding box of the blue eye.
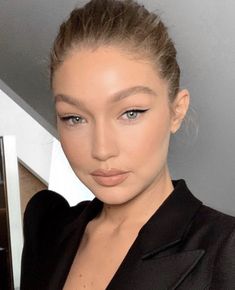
[122,109,148,120]
[59,115,85,125]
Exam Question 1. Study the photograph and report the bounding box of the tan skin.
[53,45,189,290]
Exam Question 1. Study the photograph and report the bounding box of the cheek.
[58,129,91,169]
[121,113,171,163]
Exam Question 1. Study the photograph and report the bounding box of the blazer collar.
[63,179,202,256]
[137,179,202,258]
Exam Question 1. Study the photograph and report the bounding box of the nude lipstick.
[90,169,129,187]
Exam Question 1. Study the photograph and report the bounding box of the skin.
[53,45,189,289]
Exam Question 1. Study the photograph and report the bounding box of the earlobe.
[170,89,190,133]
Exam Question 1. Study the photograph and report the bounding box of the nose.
[91,121,119,161]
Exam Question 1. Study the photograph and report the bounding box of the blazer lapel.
[107,180,205,290]
[130,249,205,290]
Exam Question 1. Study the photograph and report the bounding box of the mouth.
[90,169,129,187]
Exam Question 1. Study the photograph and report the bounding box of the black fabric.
[20,180,235,290]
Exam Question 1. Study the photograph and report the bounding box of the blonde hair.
[50,0,180,101]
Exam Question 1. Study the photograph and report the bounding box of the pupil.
[74,117,80,123]
[128,111,136,119]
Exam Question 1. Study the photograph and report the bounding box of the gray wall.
[0,0,234,214]
[155,0,235,215]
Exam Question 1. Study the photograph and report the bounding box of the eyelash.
[58,108,149,126]
[58,115,85,126]
[121,109,149,120]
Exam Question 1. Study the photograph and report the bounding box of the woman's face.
[53,46,188,205]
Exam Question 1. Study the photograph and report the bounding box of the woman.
[20,0,235,289]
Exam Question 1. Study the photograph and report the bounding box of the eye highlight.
[121,109,149,121]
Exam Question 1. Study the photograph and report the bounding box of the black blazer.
[20,180,235,290]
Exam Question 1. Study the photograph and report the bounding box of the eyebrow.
[54,85,157,107]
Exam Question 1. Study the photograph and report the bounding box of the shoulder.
[21,191,92,288]
[201,205,235,251]
[24,189,90,220]
[189,204,235,266]
[183,199,235,261]
[195,206,235,288]
[188,203,235,247]
[180,201,235,288]
[23,190,90,242]
[195,204,235,235]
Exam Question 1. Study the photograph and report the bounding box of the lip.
[91,169,129,187]
[91,169,128,177]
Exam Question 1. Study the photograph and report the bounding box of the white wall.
[0,88,53,184]
[49,138,94,205]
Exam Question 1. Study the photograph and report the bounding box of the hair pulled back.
[50,0,180,101]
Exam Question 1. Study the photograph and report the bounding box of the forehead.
[52,45,168,101]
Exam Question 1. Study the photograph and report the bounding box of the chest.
[63,230,138,290]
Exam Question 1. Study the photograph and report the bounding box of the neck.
[99,167,174,230]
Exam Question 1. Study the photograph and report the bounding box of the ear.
[170,89,190,133]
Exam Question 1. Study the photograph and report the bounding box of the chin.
[90,186,139,206]
[98,196,134,206]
